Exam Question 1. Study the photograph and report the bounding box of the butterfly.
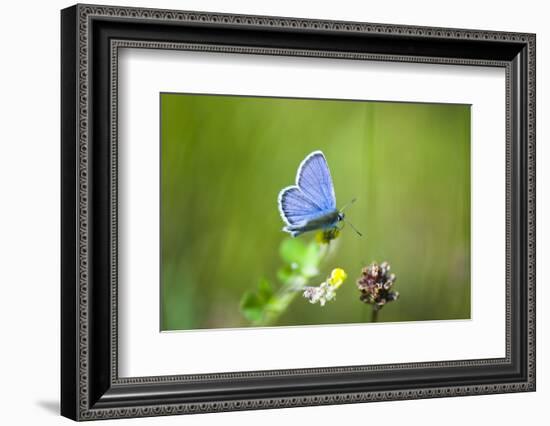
[278,150,361,238]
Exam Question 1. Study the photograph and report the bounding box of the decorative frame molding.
[61,3,535,421]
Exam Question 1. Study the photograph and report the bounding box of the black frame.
[61,4,536,421]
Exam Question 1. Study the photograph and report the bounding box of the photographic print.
[61,6,536,418]
[160,93,471,331]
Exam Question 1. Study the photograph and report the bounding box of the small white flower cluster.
[302,268,347,307]
[302,282,337,306]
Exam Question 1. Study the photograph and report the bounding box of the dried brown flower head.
[357,261,399,309]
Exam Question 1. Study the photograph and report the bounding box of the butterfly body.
[282,209,344,237]
[278,150,345,237]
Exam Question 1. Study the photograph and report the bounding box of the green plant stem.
[360,305,369,323]
[260,242,330,326]
[259,286,299,326]
[371,307,379,323]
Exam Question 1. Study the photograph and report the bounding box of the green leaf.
[240,279,274,324]
[277,265,294,283]
[240,291,265,323]
[257,278,273,301]
[279,238,307,265]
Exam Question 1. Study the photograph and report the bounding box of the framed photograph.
[61,4,536,421]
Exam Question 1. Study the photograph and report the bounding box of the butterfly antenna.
[339,198,362,236]
[345,219,363,237]
[340,197,357,213]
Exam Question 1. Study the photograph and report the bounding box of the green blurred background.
[160,93,470,331]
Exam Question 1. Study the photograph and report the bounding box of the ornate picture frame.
[61,4,535,421]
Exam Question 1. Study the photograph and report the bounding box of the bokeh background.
[160,93,470,331]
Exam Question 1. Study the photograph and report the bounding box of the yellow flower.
[328,267,347,289]
[315,228,340,244]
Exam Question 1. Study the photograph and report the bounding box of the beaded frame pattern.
[74,4,535,420]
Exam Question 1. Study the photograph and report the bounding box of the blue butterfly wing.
[296,151,336,211]
[278,186,326,226]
